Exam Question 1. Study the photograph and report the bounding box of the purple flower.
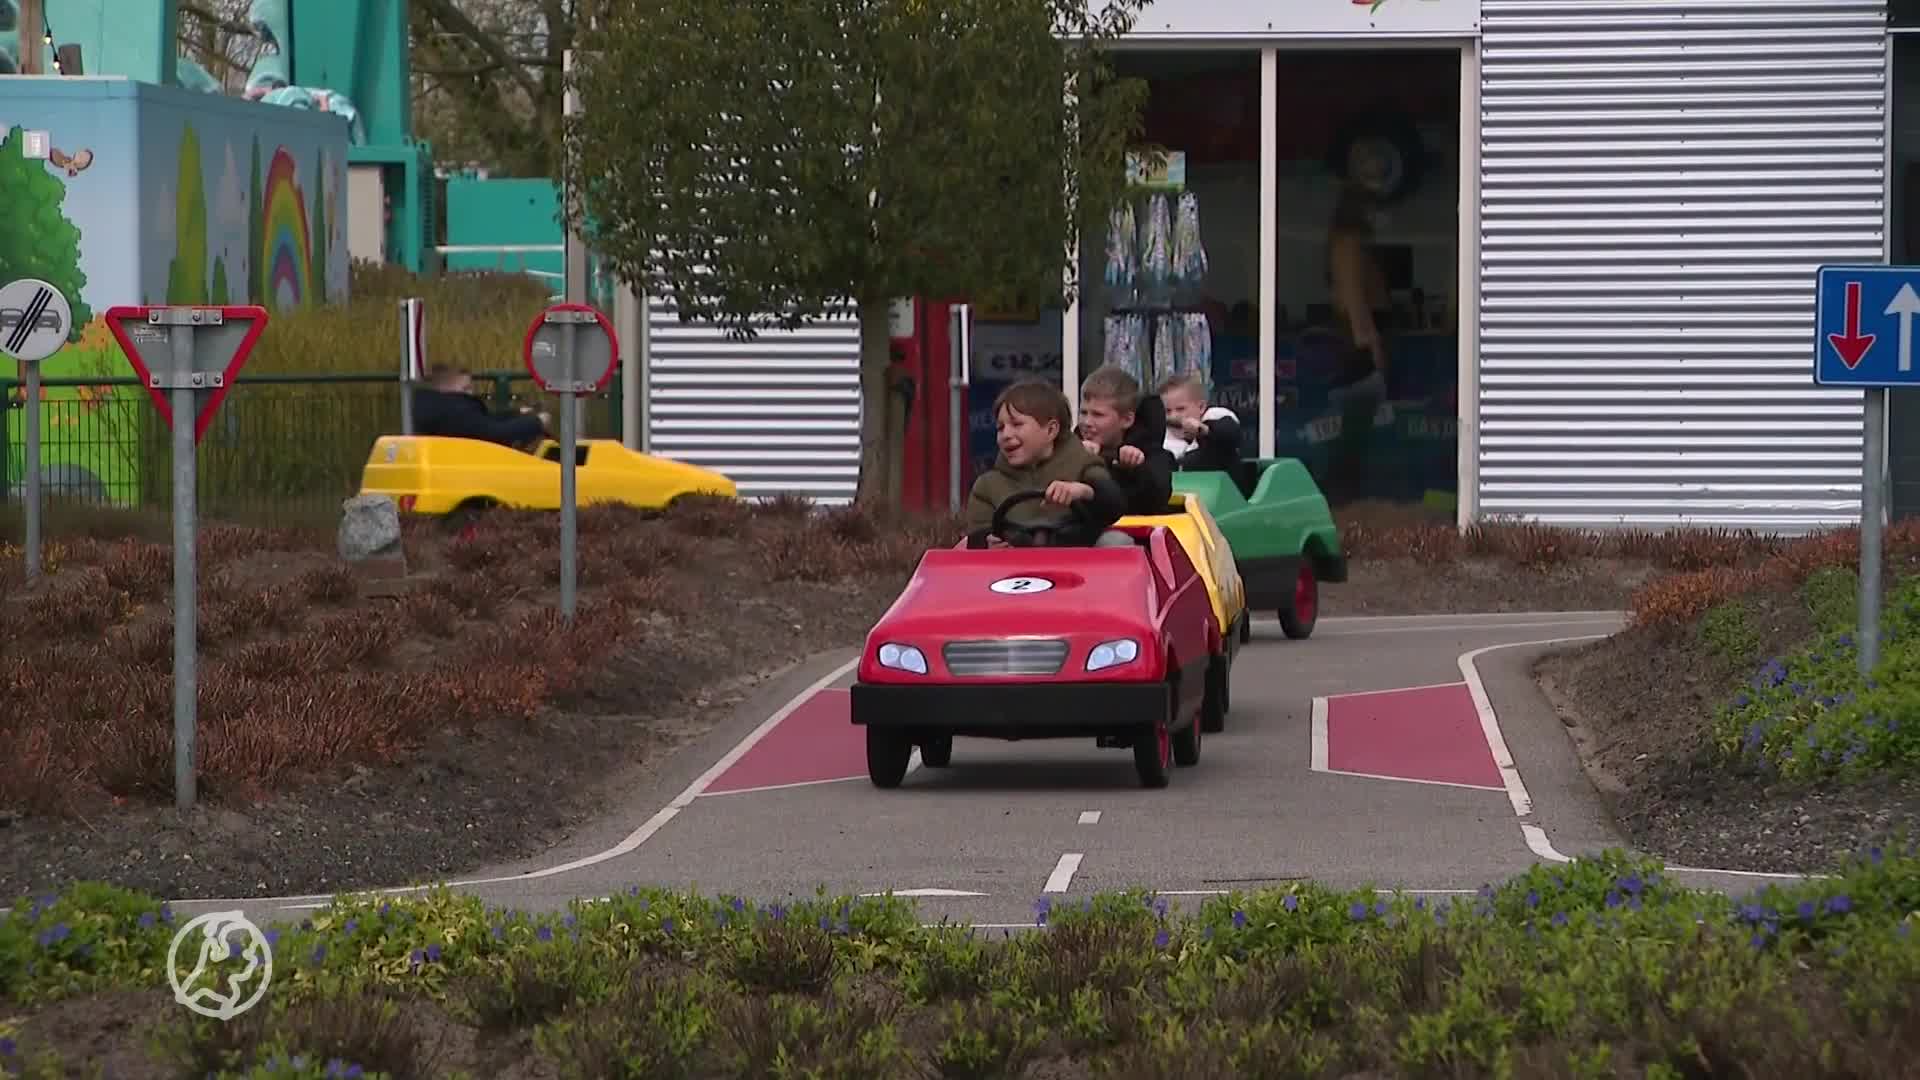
[344,919,358,934]
[1034,898,1051,926]
[1,1036,15,1056]
[1348,902,1367,921]
[661,917,675,934]
[1798,900,1817,921]
[310,944,327,966]
[1154,927,1170,949]
[1826,895,1852,915]
[1551,912,1568,928]
[1232,909,1247,929]
[137,911,156,929]
[1281,895,1298,913]
[536,925,553,942]
[425,943,441,962]
[1374,899,1389,917]
[1526,890,1540,909]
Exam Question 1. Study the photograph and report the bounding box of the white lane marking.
[1309,697,1329,771]
[1078,810,1101,825]
[1459,637,1829,883]
[1044,853,1083,893]
[1310,694,1506,793]
[171,656,864,907]
[699,775,865,798]
[1154,887,1482,896]
[860,888,988,898]
[1322,680,1469,698]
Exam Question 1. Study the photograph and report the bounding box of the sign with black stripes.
[0,278,73,364]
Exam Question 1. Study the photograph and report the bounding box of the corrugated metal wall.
[1478,0,1889,529]
[645,298,862,503]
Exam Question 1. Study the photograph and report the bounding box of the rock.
[339,494,404,562]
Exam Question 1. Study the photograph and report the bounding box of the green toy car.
[1170,459,1347,640]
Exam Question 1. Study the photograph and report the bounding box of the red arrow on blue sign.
[1828,280,1876,369]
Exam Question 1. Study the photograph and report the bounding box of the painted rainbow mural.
[260,146,313,308]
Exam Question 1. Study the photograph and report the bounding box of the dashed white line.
[1078,810,1101,825]
[1044,853,1083,893]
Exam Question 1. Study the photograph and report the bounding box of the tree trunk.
[855,297,899,511]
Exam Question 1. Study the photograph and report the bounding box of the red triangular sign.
[104,306,269,444]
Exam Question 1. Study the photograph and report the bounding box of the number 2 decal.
[989,576,1055,594]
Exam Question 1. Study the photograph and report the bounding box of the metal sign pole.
[22,360,40,577]
[398,299,416,436]
[168,323,199,811]
[1860,386,1885,675]
[559,317,579,620]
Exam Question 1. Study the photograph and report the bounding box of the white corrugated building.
[628,0,1912,530]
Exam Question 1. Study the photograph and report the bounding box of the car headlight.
[876,642,928,675]
[1086,638,1139,672]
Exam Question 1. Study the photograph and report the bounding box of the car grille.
[942,639,1070,677]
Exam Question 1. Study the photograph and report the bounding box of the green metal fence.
[0,371,625,527]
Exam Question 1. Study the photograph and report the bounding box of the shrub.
[1711,574,1920,780]
[1629,566,1758,629]
[751,523,857,583]
[665,494,755,538]
[96,540,172,602]
[154,990,440,1079]
[296,564,360,605]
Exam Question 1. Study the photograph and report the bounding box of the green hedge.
[3,848,1919,1077]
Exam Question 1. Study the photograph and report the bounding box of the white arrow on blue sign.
[1814,265,1920,387]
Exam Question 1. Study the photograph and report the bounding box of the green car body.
[1170,458,1347,638]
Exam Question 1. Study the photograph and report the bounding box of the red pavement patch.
[703,689,865,795]
[1311,682,1504,791]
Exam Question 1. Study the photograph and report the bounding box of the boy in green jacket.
[965,378,1127,547]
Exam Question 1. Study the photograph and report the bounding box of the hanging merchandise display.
[1098,158,1214,395]
[1104,203,1138,308]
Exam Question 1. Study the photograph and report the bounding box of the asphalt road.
[169,610,1823,931]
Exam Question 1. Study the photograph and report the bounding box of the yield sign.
[104,305,269,444]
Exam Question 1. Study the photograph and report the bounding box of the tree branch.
[412,0,544,102]
[416,56,564,78]
[179,1,256,39]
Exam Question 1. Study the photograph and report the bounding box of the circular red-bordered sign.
[522,302,620,393]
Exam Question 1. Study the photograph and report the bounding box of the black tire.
[866,728,913,788]
[920,733,953,768]
[1133,717,1172,788]
[1278,561,1320,640]
[1200,657,1229,734]
[1173,710,1202,767]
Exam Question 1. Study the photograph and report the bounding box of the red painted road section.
[705,689,862,794]
[1322,683,1503,789]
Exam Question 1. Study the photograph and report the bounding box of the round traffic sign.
[989,576,1054,594]
[522,302,619,394]
[0,278,73,363]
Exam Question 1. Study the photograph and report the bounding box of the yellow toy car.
[1114,492,1249,732]
[358,435,737,516]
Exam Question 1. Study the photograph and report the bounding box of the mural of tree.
[248,135,263,304]
[0,125,93,341]
[211,255,230,305]
[310,152,328,303]
[166,124,209,305]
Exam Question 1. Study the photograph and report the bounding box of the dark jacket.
[1169,406,1244,475]
[413,387,546,446]
[1094,393,1174,516]
[965,437,1125,538]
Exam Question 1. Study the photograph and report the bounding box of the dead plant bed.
[0,498,939,901]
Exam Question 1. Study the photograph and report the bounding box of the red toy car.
[849,490,1221,789]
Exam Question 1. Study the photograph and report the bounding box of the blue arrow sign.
[1814,265,1920,386]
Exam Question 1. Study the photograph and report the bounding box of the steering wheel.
[969,489,1094,549]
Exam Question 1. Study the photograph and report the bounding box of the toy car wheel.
[1134,717,1173,788]
[1201,657,1229,734]
[1278,562,1319,640]
[1173,710,1202,767]
[920,734,953,768]
[1239,612,1252,644]
[866,729,913,788]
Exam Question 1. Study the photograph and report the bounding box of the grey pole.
[559,318,579,620]
[22,360,40,577]
[949,305,969,515]
[170,326,199,810]
[398,299,415,436]
[1859,386,1885,676]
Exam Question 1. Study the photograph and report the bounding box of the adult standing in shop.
[1325,174,1390,507]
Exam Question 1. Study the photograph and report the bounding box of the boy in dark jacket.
[1076,365,1173,519]
[413,364,549,448]
[965,378,1126,547]
[1159,372,1244,475]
